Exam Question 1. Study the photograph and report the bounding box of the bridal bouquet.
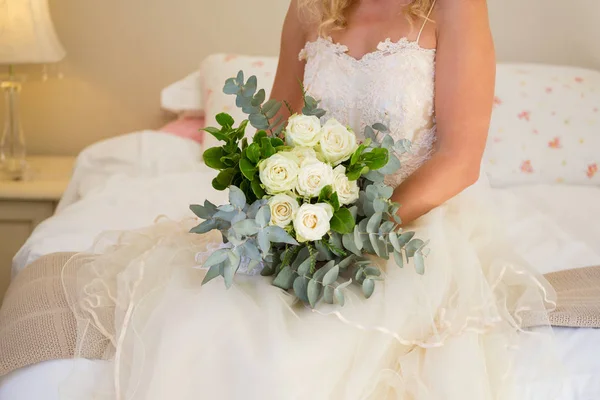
[190,71,428,307]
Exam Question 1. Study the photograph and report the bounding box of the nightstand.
[0,156,75,302]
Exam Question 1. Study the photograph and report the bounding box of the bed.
[1,58,600,399]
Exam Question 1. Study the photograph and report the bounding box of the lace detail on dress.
[300,36,437,188]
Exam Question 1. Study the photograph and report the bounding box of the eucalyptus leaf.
[242,241,261,261]
[307,279,322,308]
[189,204,215,219]
[256,206,271,228]
[266,226,299,245]
[393,250,404,268]
[367,213,383,233]
[223,79,239,95]
[297,257,313,276]
[190,219,216,234]
[364,171,385,183]
[323,266,340,286]
[264,102,282,119]
[261,99,279,114]
[257,230,270,254]
[364,126,375,140]
[205,249,230,268]
[389,232,402,252]
[273,266,297,290]
[223,263,236,289]
[229,187,246,209]
[247,259,262,273]
[394,139,412,154]
[378,155,401,175]
[202,264,222,285]
[315,240,334,261]
[373,198,387,213]
[362,279,375,299]
[365,266,382,277]
[372,123,389,132]
[381,134,394,150]
[233,219,260,236]
[405,238,425,257]
[324,286,335,304]
[251,89,266,106]
[334,288,345,306]
[343,233,362,256]
[246,199,266,219]
[338,255,356,270]
[379,221,395,234]
[314,261,335,282]
[353,226,364,251]
[230,211,247,226]
[354,267,365,283]
[293,276,309,303]
[397,232,416,247]
[249,113,269,129]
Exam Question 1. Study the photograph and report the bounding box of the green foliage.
[191,71,430,307]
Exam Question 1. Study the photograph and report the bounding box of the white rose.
[287,146,320,165]
[267,194,299,228]
[319,118,358,165]
[332,165,360,205]
[259,153,299,194]
[286,114,322,147]
[296,158,334,198]
[293,203,334,242]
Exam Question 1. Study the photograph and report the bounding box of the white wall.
[3,0,599,156]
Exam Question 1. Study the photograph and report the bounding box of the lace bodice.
[300,36,437,187]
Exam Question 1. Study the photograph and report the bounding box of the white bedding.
[3,133,600,399]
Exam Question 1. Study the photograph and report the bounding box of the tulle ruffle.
[59,183,564,400]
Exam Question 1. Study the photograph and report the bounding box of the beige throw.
[0,253,109,377]
[1,253,599,377]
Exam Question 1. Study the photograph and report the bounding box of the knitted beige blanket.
[0,253,110,377]
[1,253,599,377]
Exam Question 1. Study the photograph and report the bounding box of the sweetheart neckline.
[302,36,436,64]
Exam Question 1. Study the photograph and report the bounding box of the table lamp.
[0,0,66,180]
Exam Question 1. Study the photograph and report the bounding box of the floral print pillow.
[484,64,600,186]
[199,54,279,150]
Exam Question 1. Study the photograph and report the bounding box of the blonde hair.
[298,0,435,35]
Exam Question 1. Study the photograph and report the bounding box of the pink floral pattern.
[520,160,534,173]
[485,64,600,186]
[548,137,561,149]
[587,164,598,179]
[518,111,531,121]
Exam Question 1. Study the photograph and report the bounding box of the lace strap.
[416,0,437,44]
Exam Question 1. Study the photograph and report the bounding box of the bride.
[61,0,563,399]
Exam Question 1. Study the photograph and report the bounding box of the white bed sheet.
[3,132,600,399]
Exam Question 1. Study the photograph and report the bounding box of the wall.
[2,0,599,156]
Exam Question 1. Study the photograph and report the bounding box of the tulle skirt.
[59,179,564,400]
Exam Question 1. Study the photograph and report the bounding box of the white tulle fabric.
[60,38,564,400]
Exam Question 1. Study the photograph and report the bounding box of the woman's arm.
[391,0,495,224]
[270,0,308,117]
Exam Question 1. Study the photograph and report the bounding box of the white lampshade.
[0,0,66,64]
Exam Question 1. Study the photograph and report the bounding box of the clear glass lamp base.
[1,75,28,181]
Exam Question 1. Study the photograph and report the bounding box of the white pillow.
[161,71,204,117]
[200,53,279,149]
[484,64,600,186]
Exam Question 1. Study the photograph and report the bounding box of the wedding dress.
[60,10,564,400]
